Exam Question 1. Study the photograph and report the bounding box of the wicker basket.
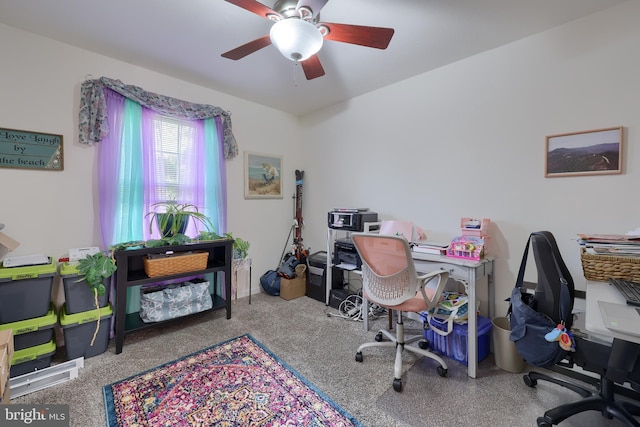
[143,251,209,278]
[580,248,640,282]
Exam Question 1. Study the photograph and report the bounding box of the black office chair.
[519,231,640,427]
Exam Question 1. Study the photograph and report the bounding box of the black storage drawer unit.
[307,251,343,303]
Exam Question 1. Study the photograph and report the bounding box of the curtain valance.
[79,77,238,159]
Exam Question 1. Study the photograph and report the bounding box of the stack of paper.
[411,241,449,255]
[578,234,640,257]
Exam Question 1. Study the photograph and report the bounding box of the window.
[98,89,227,247]
[152,117,196,203]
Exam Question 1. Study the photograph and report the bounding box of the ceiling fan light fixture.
[270,18,323,62]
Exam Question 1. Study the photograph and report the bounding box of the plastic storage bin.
[59,262,111,314]
[422,314,492,365]
[10,340,56,378]
[59,303,113,360]
[0,305,57,351]
[0,258,56,324]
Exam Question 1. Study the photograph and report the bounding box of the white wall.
[0,24,303,299]
[301,1,640,315]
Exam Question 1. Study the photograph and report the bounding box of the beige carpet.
[11,292,628,426]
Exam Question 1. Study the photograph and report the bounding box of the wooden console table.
[113,239,233,354]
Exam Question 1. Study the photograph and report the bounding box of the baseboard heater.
[10,357,84,399]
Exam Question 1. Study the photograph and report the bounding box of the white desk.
[585,280,640,345]
[362,253,495,379]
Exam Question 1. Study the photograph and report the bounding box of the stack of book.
[411,241,449,255]
[578,233,640,257]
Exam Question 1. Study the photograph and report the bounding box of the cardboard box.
[0,231,19,252]
[0,351,9,399]
[1,380,8,403]
[0,329,14,398]
[280,276,306,301]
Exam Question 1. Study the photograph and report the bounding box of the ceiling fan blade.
[224,0,281,20]
[296,0,329,18]
[221,35,272,60]
[322,22,394,49]
[301,54,325,80]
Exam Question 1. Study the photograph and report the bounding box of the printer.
[328,210,378,232]
[333,238,362,270]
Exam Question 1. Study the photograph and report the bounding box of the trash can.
[492,316,525,373]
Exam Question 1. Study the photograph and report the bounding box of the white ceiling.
[0,0,628,116]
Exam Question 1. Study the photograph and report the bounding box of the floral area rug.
[103,334,362,426]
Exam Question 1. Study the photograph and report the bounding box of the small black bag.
[276,254,300,279]
[509,233,572,368]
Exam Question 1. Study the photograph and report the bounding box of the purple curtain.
[213,116,228,234]
[98,89,125,248]
[140,110,211,240]
[96,88,227,248]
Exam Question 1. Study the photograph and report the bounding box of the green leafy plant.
[195,231,248,259]
[75,252,117,346]
[146,200,214,237]
[233,237,250,259]
[145,233,192,248]
[76,252,116,298]
[196,230,230,241]
[110,240,146,251]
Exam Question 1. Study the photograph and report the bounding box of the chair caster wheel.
[536,417,552,427]
[523,374,537,388]
[437,366,448,377]
[418,340,429,349]
[355,352,363,362]
[375,332,383,342]
[393,378,402,392]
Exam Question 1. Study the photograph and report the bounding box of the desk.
[582,280,640,406]
[363,253,495,379]
[585,280,640,345]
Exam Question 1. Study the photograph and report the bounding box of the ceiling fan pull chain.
[293,62,299,87]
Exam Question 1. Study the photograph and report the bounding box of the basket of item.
[143,251,209,278]
[580,248,640,282]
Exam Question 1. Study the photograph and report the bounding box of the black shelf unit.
[113,239,234,354]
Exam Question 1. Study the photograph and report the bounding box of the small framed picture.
[545,127,623,178]
[244,151,283,199]
[0,127,64,171]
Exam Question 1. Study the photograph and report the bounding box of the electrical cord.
[325,294,388,321]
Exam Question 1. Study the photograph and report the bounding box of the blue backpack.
[260,270,281,296]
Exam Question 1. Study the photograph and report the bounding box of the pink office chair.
[351,232,450,392]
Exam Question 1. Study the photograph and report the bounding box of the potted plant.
[146,200,214,237]
[233,237,250,260]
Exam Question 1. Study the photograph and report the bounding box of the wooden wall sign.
[0,127,63,171]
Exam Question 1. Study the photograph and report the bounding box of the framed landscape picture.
[545,127,623,178]
[244,151,283,199]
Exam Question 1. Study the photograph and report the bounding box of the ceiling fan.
[221,0,395,80]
